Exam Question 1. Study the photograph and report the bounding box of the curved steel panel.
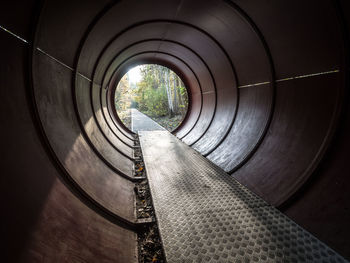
[191,85,237,153]
[32,51,135,222]
[94,23,171,85]
[98,87,136,144]
[91,82,135,147]
[207,84,273,170]
[188,1,275,154]
[176,0,272,86]
[162,23,236,145]
[105,52,203,137]
[35,0,109,68]
[234,0,343,78]
[102,88,136,138]
[0,31,137,263]
[0,0,37,41]
[101,42,163,136]
[77,0,182,78]
[101,40,211,136]
[75,75,135,163]
[232,73,342,206]
[182,93,216,144]
[23,179,137,262]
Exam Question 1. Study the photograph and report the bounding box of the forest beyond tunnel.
[1,0,350,262]
[114,64,189,132]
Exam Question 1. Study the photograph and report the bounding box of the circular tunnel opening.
[114,64,189,132]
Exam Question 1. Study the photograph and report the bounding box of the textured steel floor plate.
[139,131,348,263]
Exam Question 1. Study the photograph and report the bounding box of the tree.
[165,67,174,118]
[115,74,131,111]
[173,71,178,114]
[128,64,188,119]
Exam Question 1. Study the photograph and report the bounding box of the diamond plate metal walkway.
[139,131,348,263]
[131,109,165,132]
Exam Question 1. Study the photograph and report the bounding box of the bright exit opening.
[114,64,189,132]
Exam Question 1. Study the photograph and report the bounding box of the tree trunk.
[173,72,178,114]
[165,68,174,117]
[177,76,185,115]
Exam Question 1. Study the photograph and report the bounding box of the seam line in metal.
[238,81,270,88]
[0,24,29,43]
[36,47,74,71]
[238,69,340,89]
[276,69,340,82]
[202,91,214,95]
[36,47,97,85]
[77,72,92,82]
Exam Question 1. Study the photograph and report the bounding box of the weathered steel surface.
[94,22,171,85]
[75,75,134,160]
[161,23,238,147]
[91,82,135,148]
[35,0,110,68]
[103,39,208,140]
[32,51,135,221]
[0,0,37,40]
[207,83,273,169]
[22,179,137,262]
[77,0,182,78]
[230,73,342,206]
[140,131,348,263]
[102,87,136,140]
[174,0,273,86]
[0,28,137,262]
[234,0,343,79]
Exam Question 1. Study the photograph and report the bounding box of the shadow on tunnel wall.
[1,0,350,261]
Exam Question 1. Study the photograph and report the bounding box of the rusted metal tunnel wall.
[1,0,350,262]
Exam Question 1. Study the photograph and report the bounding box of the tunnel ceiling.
[1,0,349,260]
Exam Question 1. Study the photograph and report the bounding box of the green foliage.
[114,64,189,129]
[144,87,168,116]
[115,74,132,111]
[134,65,168,117]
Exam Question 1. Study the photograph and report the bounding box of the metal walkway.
[131,109,165,132]
[139,131,348,263]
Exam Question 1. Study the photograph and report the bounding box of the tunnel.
[1,0,350,262]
